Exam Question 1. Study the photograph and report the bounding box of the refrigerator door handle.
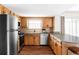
[7,29,18,32]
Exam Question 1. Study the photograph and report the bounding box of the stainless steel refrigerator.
[0,14,18,55]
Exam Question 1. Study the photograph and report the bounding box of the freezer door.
[7,15,18,31]
[7,31,18,55]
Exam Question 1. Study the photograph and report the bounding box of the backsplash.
[20,27,53,33]
[20,28,42,33]
[26,29,42,33]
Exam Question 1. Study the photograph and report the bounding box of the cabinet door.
[24,34,28,45]
[21,18,27,28]
[56,42,62,55]
[53,40,57,54]
[34,35,40,45]
[50,36,54,50]
[24,34,40,45]
[49,38,54,50]
[43,17,53,28]
[29,35,34,45]
[54,40,62,55]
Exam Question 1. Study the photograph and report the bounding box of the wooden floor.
[18,46,54,55]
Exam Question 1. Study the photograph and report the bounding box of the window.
[65,17,79,37]
[27,19,42,29]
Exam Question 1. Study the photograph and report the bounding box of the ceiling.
[4,4,79,16]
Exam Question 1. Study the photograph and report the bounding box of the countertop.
[50,32,79,44]
[24,32,49,34]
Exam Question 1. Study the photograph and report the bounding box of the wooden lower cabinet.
[24,34,40,45]
[24,34,28,45]
[34,35,40,45]
[53,39,62,55]
[56,42,62,55]
[49,35,62,55]
[53,40,57,54]
[48,35,54,50]
[29,35,34,45]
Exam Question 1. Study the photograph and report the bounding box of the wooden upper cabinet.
[3,7,11,14]
[0,5,4,14]
[53,39,57,54]
[0,5,11,14]
[43,17,54,28]
[20,17,27,28]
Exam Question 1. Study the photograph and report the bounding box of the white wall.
[54,16,61,32]
[62,11,79,17]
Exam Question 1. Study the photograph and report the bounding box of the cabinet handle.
[55,43,57,46]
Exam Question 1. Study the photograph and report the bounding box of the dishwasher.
[40,32,48,45]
